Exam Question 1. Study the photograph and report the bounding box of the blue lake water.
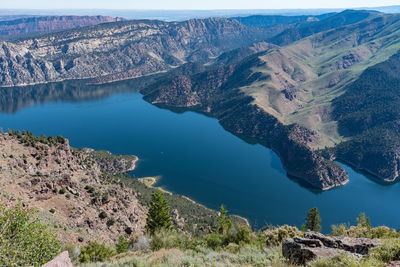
[0,83,399,232]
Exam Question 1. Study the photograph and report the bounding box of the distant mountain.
[0,18,269,87]
[368,5,400,13]
[0,15,36,22]
[232,13,336,29]
[0,15,123,36]
[268,10,376,45]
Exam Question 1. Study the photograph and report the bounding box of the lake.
[0,81,399,232]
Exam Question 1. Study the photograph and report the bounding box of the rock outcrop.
[0,132,147,244]
[0,16,123,36]
[83,149,138,174]
[282,232,381,265]
[41,251,72,267]
[0,18,269,87]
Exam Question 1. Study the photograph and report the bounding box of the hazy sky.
[1,0,399,10]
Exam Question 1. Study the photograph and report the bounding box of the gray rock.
[282,232,381,265]
[41,251,72,267]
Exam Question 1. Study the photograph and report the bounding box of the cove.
[0,81,399,232]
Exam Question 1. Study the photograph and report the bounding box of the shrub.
[49,208,56,214]
[107,217,116,227]
[330,223,348,236]
[263,225,302,247]
[59,187,66,194]
[150,230,202,251]
[370,239,400,263]
[65,194,71,199]
[233,224,252,245]
[99,211,108,219]
[116,235,130,254]
[0,204,62,266]
[311,253,384,267]
[356,213,371,229]
[85,185,95,194]
[343,226,399,239]
[136,235,152,251]
[204,233,223,250]
[78,241,115,263]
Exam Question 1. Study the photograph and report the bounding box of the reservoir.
[0,80,398,232]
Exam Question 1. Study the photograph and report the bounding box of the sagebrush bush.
[78,241,116,263]
[0,204,62,267]
[330,223,348,236]
[342,225,399,239]
[263,225,302,246]
[311,253,384,267]
[370,238,400,263]
[150,229,203,251]
[204,233,223,250]
[115,236,130,254]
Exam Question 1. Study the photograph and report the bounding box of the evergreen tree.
[356,212,371,228]
[305,207,322,232]
[146,191,172,234]
[217,205,233,235]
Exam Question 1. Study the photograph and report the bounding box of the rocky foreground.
[283,232,381,265]
[0,131,146,244]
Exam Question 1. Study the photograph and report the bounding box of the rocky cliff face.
[0,16,123,36]
[0,18,268,87]
[0,132,147,244]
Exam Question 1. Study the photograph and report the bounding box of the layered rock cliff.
[0,18,269,87]
[0,16,123,36]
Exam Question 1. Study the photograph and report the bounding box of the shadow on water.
[0,78,145,114]
[336,160,400,187]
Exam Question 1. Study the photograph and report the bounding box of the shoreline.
[137,176,251,227]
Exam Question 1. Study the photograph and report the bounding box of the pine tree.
[145,191,172,234]
[217,205,233,235]
[356,212,371,228]
[305,207,322,232]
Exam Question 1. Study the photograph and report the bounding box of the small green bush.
[204,233,223,250]
[78,241,115,263]
[59,187,66,194]
[263,225,302,246]
[99,211,108,219]
[311,253,384,267]
[0,204,62,266]
[49,208,56,214]
[116,235,130,254]
[107,217,116,227]
[370,239,400,263]
[330,223,348,236]
[233,224,252,245]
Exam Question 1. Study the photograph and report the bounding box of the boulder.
[41,251,72,267]
[282,232,381,265]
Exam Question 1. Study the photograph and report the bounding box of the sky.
[1,0,399,10]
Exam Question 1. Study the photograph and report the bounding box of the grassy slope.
[239,12,400,149]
